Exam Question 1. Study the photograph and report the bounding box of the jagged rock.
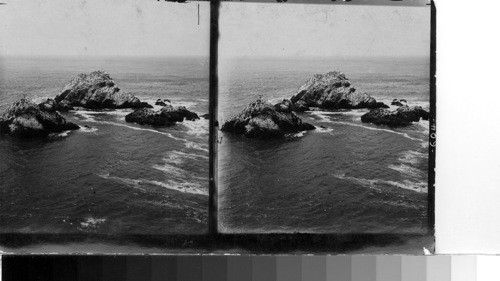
[155,99,167,106]
[220,98,315,138]
[54,71,151,109]
[57,100,74,111]
[274,99,294,113]
[361,105,430,127]
[291,71,388,109]
[200,113,210,119]
[125,104,199,126]
[391,99,407,107]
[0,99,79,138]
[39,98,74,112]
[274,99,310,113]
[294,100,310,112]
[140,102,154,109]
[160,105,199,121]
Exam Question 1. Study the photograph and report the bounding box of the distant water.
[218,57,430,234]
[0,56,209,235]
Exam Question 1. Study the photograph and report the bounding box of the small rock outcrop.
[54,71,151,110]
[220,98,315,138]
[361,105,430,127]
[0,99,79,138]
[125,104,199,126]
[274,99,310,113]
[39,98,74,112]
[155,99,167,106]
[291,71,388,110]
[391,99,407,107]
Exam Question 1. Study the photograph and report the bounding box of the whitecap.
[327,121,424,142]
[49,130,71,138]
[398,150,427,165]
[79,126,98,133]
[161,151,209,166]
[97,173,208,196]
[78,217,106,231]
[333,173,427,193]
[152,163,187,178]
[185,141,209,153]
[389,164,425,179]
[181,118,209,137]
[315,126,335,134]
[415,119,430,135]
[285,131,306,138]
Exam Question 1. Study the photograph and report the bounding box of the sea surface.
[218,56,430,234]
[0,56,209,235]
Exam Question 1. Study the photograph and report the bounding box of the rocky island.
[0,98,79,138]
[125,104,199,126]
[290,71,388,110]
[54,71,152,110]
[221,98,315,138]
[361,105,430,127]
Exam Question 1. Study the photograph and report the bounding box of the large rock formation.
[54,71,151,109]
[220,98,315,138]
[361,105,430,127]
[125,104,199,126]
[0,99,79,138]
[291,71,388,110]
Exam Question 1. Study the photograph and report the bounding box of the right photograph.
[217,2,431,234]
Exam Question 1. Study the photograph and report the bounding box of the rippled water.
[0,56,209,234]
[218,57,430,234]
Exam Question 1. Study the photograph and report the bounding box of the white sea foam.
[185,141,209,153]
[161,151,209,166]
[308,111,335,122]
[398,150,427,165]
[181,118,209,137]
[78,217,106,230]
[315,126,334,134]
[328,121,423,142]
[152,163,187,178]
[79,126,98,133]
[285,131,306,138]
[415,119,430,135]
[389,164,425,179]
[73,113,190,141]
[73,110,97,122]
[98,173,207,196]
[333,173,427,193]
[49,130,71,138]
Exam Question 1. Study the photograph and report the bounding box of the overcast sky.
[0,0,210,57]
[220,3,430,58]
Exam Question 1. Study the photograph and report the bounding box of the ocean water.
[218,57,430,234]
[0,56,209,235]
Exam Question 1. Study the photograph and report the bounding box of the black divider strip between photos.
[209,0,220,236]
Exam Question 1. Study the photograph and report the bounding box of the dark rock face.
[361,105,430,127]
[200,113,210,119]
[391,99,406,107]
[155,99,167,106]
[291,71,388,109]
[0,99,79,138]
[274,99,310,113]
[54,71,150,110]
[39,98,74,112]
[220,98,315,138]
[125,104,199,126]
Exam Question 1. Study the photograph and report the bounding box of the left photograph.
[0,0,210,238]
